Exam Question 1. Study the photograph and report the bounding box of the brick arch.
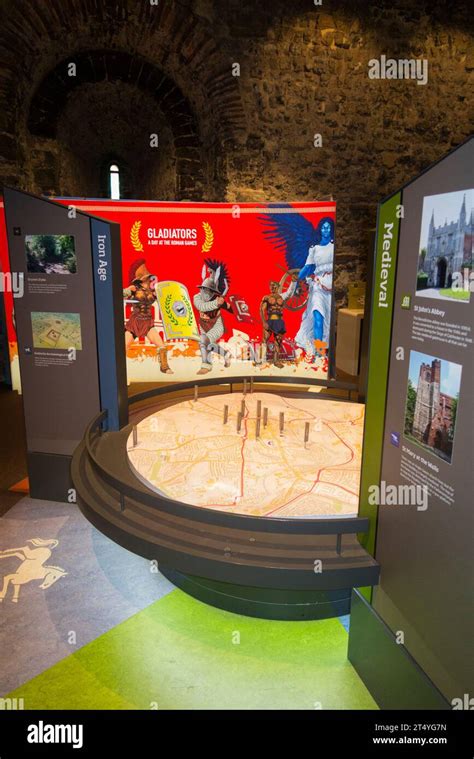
[0,0,247,198]
[0,0,247,200]
[27,50,205,200]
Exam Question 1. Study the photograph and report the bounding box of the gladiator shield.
[155,281,200,341]
[229,294,255,323]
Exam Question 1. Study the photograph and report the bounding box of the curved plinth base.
[72,379,379,622]
[160,566,351,620]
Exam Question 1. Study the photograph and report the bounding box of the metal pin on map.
[194,385,198,402]
[279,412,284,435]
[257,400,262,419]
[256,417,261,438]
[304,421,310,446]
[223,405,229,424]
[132,425,138,447]
[241,399,245,417]
[263,407,268,427]
[237,411,242,432]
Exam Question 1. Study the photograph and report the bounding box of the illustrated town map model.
[127,392,364,518]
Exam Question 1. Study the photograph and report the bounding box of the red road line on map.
[281,395,364,427]
[323,422,355,465]
[236,403,250,504]
[183,395,360,513]
[205,423,357,512]
[188,398,224,417]
[263,420,358,515]
[264,472,322,515]
[318,481,359,497]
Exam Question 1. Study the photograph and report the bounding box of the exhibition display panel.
[1,199,338,390]
[2,189,127,499]
[351,136,473,708]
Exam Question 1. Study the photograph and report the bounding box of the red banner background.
[0,198,336,385]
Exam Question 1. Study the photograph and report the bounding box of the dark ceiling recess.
[27,49,209,199]
[0,1,247,200]
[28,49,199,147]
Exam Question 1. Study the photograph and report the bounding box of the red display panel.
[1,198,336,385]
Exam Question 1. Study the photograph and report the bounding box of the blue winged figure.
[259,205,335,356]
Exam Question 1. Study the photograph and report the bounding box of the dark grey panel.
[160,567,353,620]
[348,590,450,710]
[27,451,72,502]
[374,139,474,702]
[109,222,128,429]
[4,188,101,456]
[90,218,128,430]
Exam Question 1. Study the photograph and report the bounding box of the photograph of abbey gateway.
[416,189,473,303]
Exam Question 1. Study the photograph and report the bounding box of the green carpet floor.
[7,589,377,710]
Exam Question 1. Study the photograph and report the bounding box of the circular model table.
[127,391,363,519]
[72,377,379,620]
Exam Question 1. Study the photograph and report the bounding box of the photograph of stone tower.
[404,350,462,464]
[416,189,473,303]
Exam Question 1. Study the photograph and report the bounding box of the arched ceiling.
[0,0,247,146]
[0,0,248,197]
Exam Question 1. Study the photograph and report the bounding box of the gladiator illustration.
[295,217,334,356]
[260,275,297,368]
[259,205,335,360]
[193,259,233,374]
[123,259,173,374]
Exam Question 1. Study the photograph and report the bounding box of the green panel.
[359,192,401,559]
[6,589,377,710]
[357,586,371,603]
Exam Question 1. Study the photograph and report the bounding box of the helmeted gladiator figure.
[123,259,173,374]
[193,259,233,374]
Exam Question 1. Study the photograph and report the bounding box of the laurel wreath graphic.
[182,293,194,326]
[130,221,144,253]
[164,293,179,326]
[202,221,214,253]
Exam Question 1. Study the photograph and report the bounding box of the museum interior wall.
[0,0,472,305]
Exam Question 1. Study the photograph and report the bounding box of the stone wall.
[0,0,472,303]
[55,82,177,200]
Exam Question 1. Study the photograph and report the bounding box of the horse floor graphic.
[0,496,174,695]
[0,538,67,603]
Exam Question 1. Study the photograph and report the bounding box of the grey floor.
[0,495,174,695]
